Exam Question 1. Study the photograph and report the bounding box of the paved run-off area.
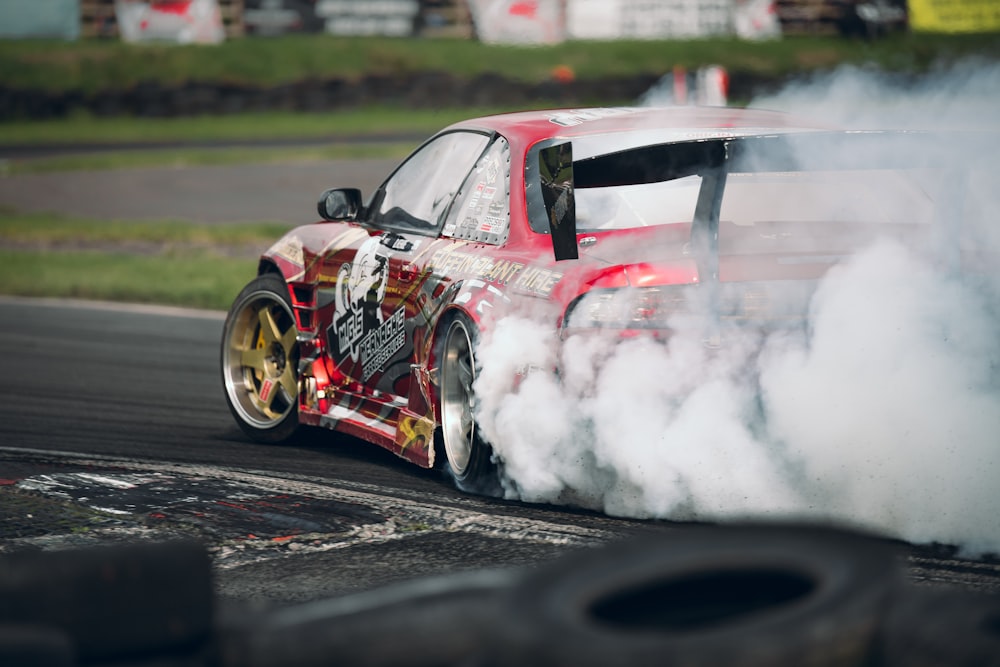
[0,158,398,225]
[1,450,604,606]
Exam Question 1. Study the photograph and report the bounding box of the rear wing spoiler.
[539,130,999,262]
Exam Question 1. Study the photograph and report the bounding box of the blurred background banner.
[317,0,420,36]
[115,0,226,43]
[244,0,324,34]
[566,0,734,39]
[468,0,564,43]
[908,0,1000,32]
[242,0,474,36]
[2,0,927,43]
[0,0,81,39]
[733,0,782,39]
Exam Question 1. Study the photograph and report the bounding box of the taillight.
[563,281,817,332]
[563,286,695,330]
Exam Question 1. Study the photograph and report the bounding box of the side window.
[372,131,490,233]
[442,136,511,245]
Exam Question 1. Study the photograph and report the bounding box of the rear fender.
[425,302,483,414]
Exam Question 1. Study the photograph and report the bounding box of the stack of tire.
[481,524,1000,667]
[2,524,998,666]
[0,541,213,667]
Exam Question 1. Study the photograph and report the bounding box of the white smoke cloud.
[754,59,1000,131]
[759,240,1000,551]
[473,61,1000,555]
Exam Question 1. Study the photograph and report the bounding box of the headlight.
[564,286,695,330]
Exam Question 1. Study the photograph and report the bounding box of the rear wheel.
[221,273,301,444]
[438,315,501,495]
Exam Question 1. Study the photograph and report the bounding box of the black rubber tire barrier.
[876,585,1000,666]
[0,541,213,663]
[488,523,901,667]
[218,568,518,667]
[0,625,75,667]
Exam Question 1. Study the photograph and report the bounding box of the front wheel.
[438,316,502,496]
[221,273,301,444]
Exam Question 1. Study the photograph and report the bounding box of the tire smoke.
[474,62,1000,555]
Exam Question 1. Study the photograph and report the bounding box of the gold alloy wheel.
[222,278,299,434]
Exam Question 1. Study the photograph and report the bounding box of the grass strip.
[0,211,293,246]
[0,108,517,147]
[0,249,254,311]
[4,142,415,174]
[3,34,997,93]
[0,212,288,310]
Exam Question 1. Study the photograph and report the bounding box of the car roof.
[444,106,829,146]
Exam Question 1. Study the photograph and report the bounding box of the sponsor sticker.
[259,379,274,404]
[428,247,562,297]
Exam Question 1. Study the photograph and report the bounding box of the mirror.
[539,142,578,261]
[317,188,363,221]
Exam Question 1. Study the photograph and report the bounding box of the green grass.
[0,250,254,310]
[0,210,293,245]
[0,107,515,146]
[2,33,997,93]
[0,106,514,172]
[2,32,998,310]
[0,211,288,309]
[3,142,415,174]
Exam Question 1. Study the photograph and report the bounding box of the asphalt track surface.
[2,161,999,614]
[0,298,639,607]
[0,158,648,610]
[0,158,399,225]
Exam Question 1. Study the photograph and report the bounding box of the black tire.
[437,314,502,496]
[0,541,212,663]
[490,523,901,667]
[221,272,301,444]
[220,569,518,667]
[877,585,1000,667]
[0,625,74,667]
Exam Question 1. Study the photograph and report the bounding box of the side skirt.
[299,391,436,469]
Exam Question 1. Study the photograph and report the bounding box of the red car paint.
[239,106,940,470]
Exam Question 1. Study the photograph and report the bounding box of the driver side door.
[326,130,492,400]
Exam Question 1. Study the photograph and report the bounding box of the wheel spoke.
[461,410,474,439]
[277,365,298,405]
[240,346,267,374]
[457,355,474,393]
[281,322,297,352]
[257,306,282,345]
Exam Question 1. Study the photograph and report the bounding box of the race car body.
[221,106,979,492]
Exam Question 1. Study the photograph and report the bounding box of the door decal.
[329,236,406,383]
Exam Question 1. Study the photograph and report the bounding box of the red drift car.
[221,106,975,493]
